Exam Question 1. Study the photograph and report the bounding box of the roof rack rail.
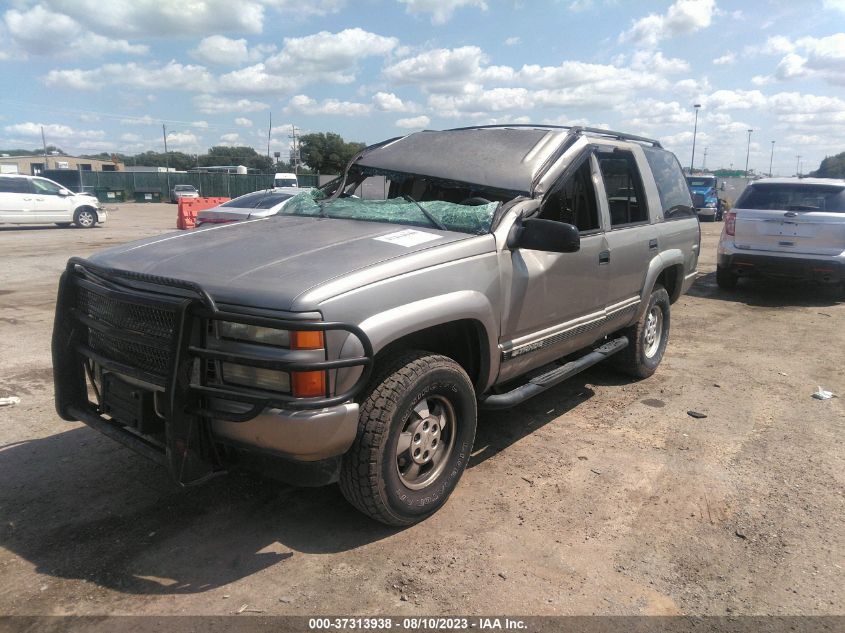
[442,123,662,148]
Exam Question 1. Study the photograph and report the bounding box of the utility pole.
[689,104,701,174]
[288,125,300,175]
[769,141,775,177]
[267,111,272,158]
[796,155,801,177]
[744,129,753,178]
[162,123,170,192]
[702,146,708,171]
[41,125,49,172]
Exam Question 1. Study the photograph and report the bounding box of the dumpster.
[95,188,126,203]
[134,188,162,203]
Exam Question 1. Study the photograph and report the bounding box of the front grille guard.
[53,257,374,484]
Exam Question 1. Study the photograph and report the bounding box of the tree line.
[2,132,367,175]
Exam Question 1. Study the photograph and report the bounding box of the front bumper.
[52,257,373,484]
[718,248,845,283]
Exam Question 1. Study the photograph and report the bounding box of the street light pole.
[796,155,801,177]
[690,103,701,174]
[769,141,775,177]
[744,129,753,177]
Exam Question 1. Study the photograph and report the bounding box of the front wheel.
[74,208,97,228]
[339,351,477,526]
[611,285,670,379]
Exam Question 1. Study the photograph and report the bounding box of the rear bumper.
[718,249,845,283]
[696,207,716,218]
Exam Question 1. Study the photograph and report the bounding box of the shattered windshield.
[276,191,498,235]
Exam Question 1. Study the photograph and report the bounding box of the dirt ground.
[0,204,842,617]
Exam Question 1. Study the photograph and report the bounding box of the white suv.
[717,177,845,291]
[0,174,107,228]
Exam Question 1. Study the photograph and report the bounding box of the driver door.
[498,152,609,382]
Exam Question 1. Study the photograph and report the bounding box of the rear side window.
[221,191,293,209]
[643,147,695,220]
[736,184,845,212]
[0,177,32,194]
[597,150,649,227]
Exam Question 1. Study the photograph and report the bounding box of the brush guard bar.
[53,257,373,484]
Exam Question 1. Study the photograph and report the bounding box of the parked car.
[717,177,845,290]
[0,174,106,228]
[170,184,200,203]
[53,125,699,525]
[273,172,298,188]
[195,187,304,226]
[686,174,722,221]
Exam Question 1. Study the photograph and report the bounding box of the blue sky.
[1,0,844,175]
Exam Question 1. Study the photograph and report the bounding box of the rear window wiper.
[403,195,447,231]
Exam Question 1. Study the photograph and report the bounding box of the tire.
[339,351,477,526]
[74,207,97,228]
[716,266,739,289]
[611,285,670,379]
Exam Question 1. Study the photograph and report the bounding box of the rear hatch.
[731,181,845,256]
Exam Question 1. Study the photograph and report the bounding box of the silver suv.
[717,177,845,290]
[53,125,700,525]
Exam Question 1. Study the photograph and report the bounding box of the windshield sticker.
[374,229,442,247]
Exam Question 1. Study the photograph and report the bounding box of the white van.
[0,174,107,228]
[273,172,298,188]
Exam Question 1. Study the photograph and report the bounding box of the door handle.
[598,250,610,264]
[22,197,32,201]
[648,238,658,250]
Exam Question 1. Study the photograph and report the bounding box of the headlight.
[217,321,290,347]
[221,363,291,392]
[705,201,716,208]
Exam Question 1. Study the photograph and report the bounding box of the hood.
[87,216,475,311]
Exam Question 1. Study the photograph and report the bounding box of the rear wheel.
[74,207,97,228]
[339,351,477,526]
[716,266,738,289]
[611,285,670,379]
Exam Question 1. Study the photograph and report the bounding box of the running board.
[478,336,629,410]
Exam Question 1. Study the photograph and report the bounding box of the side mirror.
[58,189,71,196]
[692,193,706,207]
[508,218,580,253]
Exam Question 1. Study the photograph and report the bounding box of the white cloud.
[822,0,845,13]
[3,4,147,58]
[191,121,209,129]
[712,52,736,65]
[4,121,105,141]
[191,36,251,66]
[619,99,695,129]
[630,50,690,74]
[266,28,397,81]
[397,0,487,25]
[44,61,215,92]
[41,0,265,36]
[234,117,254,127]
[119,115,156,126]
[285,95,371,116]
[384,46,487,86]
[219,133,243,146]
[261,0,347,15]
[505,37,520,46]
[194,95,269,114]
[372,92,418,112]
[120,133,142,142]
[620,0,715,48]
[166,131,200,149]
[218,63,299,95]
[395,115,431,128]
[703,89,767,110]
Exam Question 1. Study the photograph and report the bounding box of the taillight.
[725,211,736,236]
[291,330,326,398]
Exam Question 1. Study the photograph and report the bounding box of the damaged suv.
[53,125,700,525]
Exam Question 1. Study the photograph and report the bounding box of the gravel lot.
[0,203,842,616]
